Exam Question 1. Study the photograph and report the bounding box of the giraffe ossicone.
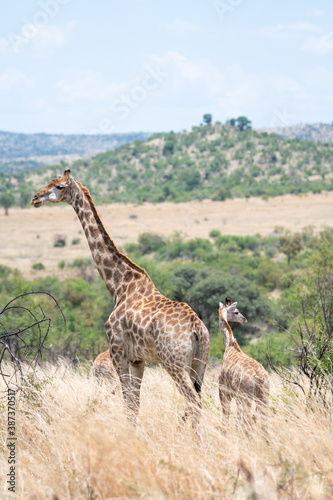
[31,170,209,431]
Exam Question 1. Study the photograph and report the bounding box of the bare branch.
[0,291,65,395]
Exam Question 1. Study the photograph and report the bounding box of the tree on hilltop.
[226,116,252,131]
[203,114,213,126]
[236,116,252,131]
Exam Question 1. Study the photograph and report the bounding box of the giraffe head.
[31,169,74,207]
[219,297,247,324]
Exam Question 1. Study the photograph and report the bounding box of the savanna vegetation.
[1,225,332,379]
[1,362,333,499]
[1,227,333,499]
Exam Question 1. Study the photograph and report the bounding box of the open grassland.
[1,191,333,278]
[1,362,333,499]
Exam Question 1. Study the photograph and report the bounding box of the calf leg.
[219,386,232,431]
[236,394,253,433]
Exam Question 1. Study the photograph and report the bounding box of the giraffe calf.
[93,349,118,393]
[218,298,269,429]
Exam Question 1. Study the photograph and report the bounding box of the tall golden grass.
[1,361,333,499]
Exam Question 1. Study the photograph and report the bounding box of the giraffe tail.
[191,319,209,396]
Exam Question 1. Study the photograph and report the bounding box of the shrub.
[209,229,221,239]
[54,234,67,247]
[138,233,166,254]
[163,141,175,156]
[32,262,45,270]
[280,239,333,404]
[71,238,81,245]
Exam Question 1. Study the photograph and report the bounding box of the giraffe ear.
[219,302,224,309]
[227,302,238,311]
[61,169,73,185]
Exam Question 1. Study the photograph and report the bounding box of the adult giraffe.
[31,169,209,429]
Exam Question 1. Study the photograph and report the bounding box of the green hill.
[2,123,333,207]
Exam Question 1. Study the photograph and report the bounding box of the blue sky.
[0,0,332,134]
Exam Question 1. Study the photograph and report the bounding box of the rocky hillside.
[262,123,333,143]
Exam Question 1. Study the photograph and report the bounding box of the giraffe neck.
[70,181,150,303]
[219,311,237,348]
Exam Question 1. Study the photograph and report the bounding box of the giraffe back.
[220,344,270,402]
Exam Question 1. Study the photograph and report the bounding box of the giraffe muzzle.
[31,195,42,208]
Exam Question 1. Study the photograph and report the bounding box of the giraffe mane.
[76,181,152,280]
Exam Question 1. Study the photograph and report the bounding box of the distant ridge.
[0,130,151,158]
[261,123,333,143]
[0,130,151,173]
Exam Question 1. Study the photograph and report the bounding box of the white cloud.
[257,20,333,56]
[28,20,76,56]
[302,31,333,55]
[150,51,224,98]
[0,69,29,90]
[304,66,333,89]
[36,21,76,47]
[306,9,324,18]
[0,38,9,54]
[213,66,306,124]
[8,50,324,133]
[0,20,76,56]
[135,52,308,128]
[55,67,156,105]
[166,20,199,33]
[257,21,323,40]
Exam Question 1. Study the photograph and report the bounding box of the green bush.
[54,239,66,248]
[138,233,166,254]
[32,262,45,270]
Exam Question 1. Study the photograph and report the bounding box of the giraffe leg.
[255,391,269,434]
[236,394,253,433]
[109,348,139,421]
[166,367,202,435]
[219,385,232,432]
[130,360,145,412]
[182,358,206,424]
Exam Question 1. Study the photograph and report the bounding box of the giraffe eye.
[56,185,64,190]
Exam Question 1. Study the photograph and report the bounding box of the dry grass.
[1,362,333,499]
[1,192,333,278]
